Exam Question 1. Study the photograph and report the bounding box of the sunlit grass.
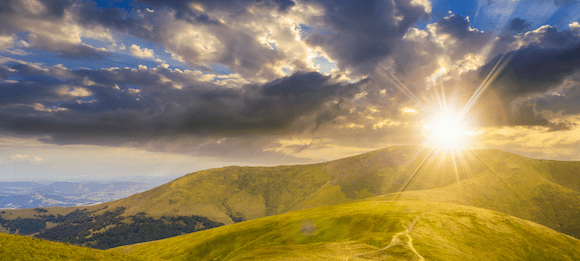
[113,201,580,261]
[0,233,150,261]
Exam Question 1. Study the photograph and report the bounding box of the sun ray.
[388,72,426,109]
[378,40,517,204]
[434,84,445,114]
[382,68,428,111]
[393,145,438,201]
[466,149,555,223]
[451,149,464,202]
[460,43,516,117]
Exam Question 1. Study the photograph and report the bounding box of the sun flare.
[424,114,472,149]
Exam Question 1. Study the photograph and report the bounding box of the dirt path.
[347,214,425,261]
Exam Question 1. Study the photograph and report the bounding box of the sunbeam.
[381,66,428,111]
[466,149,554,223]
[393,145,437,201]
[460,44,516,118]
[451,150,464,202]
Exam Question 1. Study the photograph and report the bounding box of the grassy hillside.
[369,150,580,238]
[96,146,515,224]
[113,200,580,261]
[0,232,150,261]
[3,145,580,248]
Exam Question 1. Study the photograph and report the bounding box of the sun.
[424,114,472,149]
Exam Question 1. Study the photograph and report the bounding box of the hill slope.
[113,200,580,261]
[0,232,150,261]
[369,149,580,238]
[2,146,580,248]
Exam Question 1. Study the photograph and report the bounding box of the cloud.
[570,22,580,33]
[483,40,580,98]
[507,17,531,32]
[1,0,580,162]
[9,153,45,163]
[0,34,15,51]
[0,0,433,81]
[136,0,296,14]
[74,2,300,80]
[426,14,493,60]
[130,44,154,58]
[26,34,112,60]
[477,116,580,161]
[0,0,113,60]
[11,154,28,161]
[467,25,580,130]
[304,0,431,74]
[0,57,367,148]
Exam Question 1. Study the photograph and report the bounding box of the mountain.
[367,149,580,238]
[112,200,580,261]
[0,232,150,261]
[1,146,579,249]
[0,180,173,209]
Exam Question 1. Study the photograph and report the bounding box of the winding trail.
[347,214,425,261]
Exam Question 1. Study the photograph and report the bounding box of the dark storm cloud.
[303,0,430,74]
[482,42,580,98]
[507,17,531,32]
[433,14,474,39]
[0,61,366,144]
[509,101,577,131]
[428,14,492,59]
[510,101,550,126]
[211,27,283,79]
[533,72,580,115]
[475,27,580,129]
[0,0,74,19]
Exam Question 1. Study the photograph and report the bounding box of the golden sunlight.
[424,114,472,149]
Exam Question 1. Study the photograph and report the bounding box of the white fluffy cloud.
[130,44,155,59]
[0,35,15,51]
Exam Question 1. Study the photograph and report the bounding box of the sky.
[2,0,580,181]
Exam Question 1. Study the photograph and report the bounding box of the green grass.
[369,152,580,238]
[3,145,580,248]
[96,146,522,224]
[113,200,580,261]
[0,233,151,261]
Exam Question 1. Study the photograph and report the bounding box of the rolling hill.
[112,200,580,260]
[1,146,579,248]
[367,149,580,238]
[0,232,150,261]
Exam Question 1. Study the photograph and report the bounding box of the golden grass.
[0,232,151,261]
[113,200,580,261]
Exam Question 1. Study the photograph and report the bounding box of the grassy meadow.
[0,232,151,261]
[113,200,580,261]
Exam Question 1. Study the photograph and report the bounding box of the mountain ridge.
[1,145,579,249]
